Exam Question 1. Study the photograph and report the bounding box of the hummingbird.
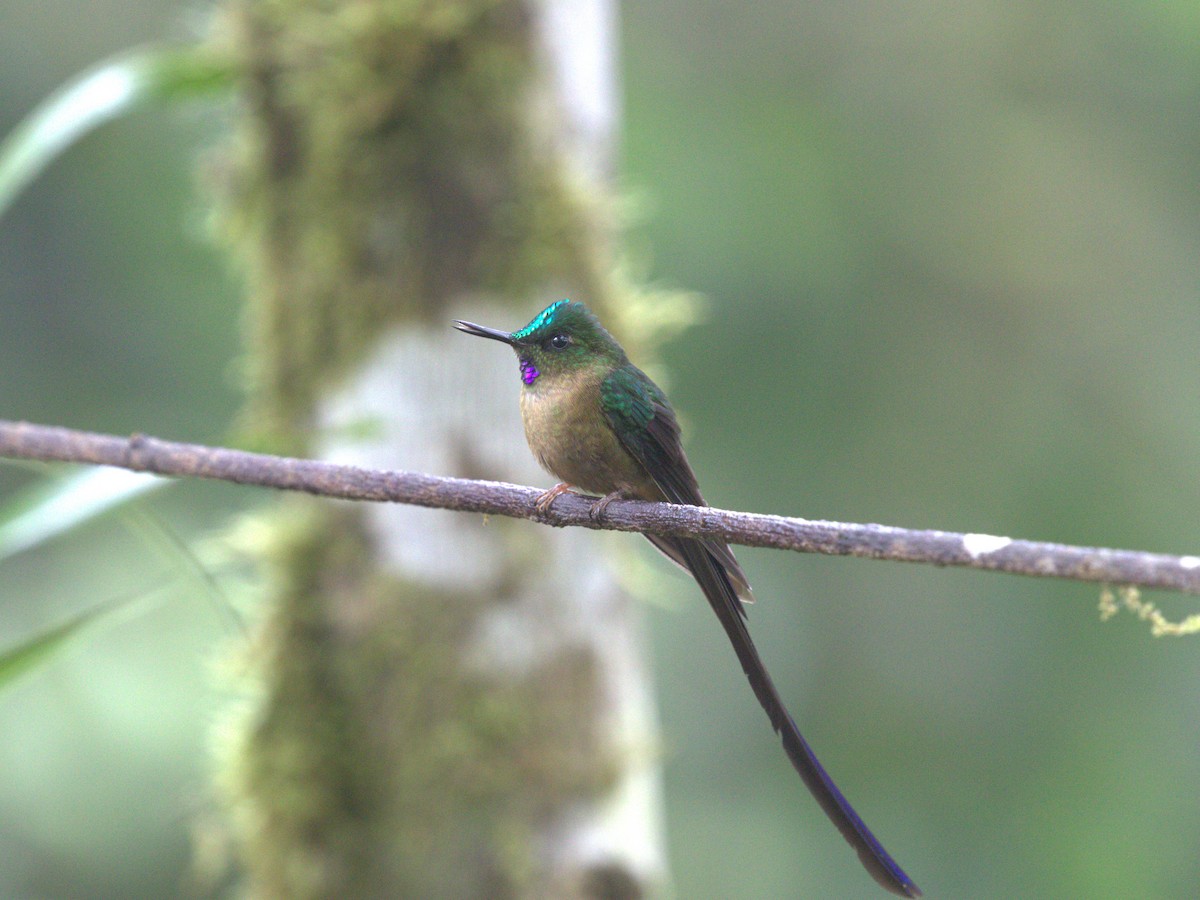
[453,299,919,897]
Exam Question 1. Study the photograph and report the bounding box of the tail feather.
[645,532,754,603]
[665,534,921,898]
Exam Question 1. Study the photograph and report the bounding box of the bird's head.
[453,299,625,386]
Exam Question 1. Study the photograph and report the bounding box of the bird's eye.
[548,333,571,350]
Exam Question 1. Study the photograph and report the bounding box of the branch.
[1,418,1198,595]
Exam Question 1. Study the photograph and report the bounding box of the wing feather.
[600,366,752,602]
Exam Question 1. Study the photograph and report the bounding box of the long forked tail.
[671,535,921,897]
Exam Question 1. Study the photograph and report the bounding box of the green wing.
[599,365,704,507]
[600,365,752,602]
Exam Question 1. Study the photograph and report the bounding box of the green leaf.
[0,44,234,222]
[124,508,245,635]
[0,592,152,690]
[0,466,165,561]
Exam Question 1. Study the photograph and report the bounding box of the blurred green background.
[3,2,1200,897]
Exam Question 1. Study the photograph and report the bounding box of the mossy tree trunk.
[207,1,669,897]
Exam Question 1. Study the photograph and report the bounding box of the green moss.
[216,501,615,897]
[209,0,635,450]
[206,1,671,894]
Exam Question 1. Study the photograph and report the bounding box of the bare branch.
[1,418,1198,595]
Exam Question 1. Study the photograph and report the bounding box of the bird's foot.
[535,482,575,515]
[589,491,626,521]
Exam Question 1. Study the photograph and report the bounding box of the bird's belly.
[520,383,654,497]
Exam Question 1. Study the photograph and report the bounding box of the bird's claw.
[535,482,574,515]
[589,491,625,521]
